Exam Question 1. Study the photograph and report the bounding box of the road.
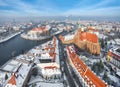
[58,37,83,87]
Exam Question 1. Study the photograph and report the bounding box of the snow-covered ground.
[0,31,21,43]
[107,38,120,45]
[98,34,108,39]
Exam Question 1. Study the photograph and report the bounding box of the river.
[0,34,53,66]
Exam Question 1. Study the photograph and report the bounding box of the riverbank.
[0,31,21,43]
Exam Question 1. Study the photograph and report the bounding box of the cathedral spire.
[78,18,82,32]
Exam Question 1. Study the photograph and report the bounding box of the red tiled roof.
[49,52,56,58]
[32,27,46,31]
[80,32,98,43]
[8,75,16,85]
[109,51,120,60]
[67,46,107,87]
[59,29,99,43]
[44,66,57,69]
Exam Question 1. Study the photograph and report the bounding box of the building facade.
[59,27,100,55]
[107,47,120,69]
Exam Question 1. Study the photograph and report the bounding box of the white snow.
[3,65,14,72]
[55,39,60,64]
[64,34,74,41]
[41,68,61,78]
[108,75,118,83]
[109,46,120,58]
[98,34,108,39]
[9,60,19,65]
[5,84,16,87]
[46,25,51,31]
[2,60,21,73]
[0,59,32,87]
[108,39,120,45]
[114,39,120,45]
[1,37,64,87]
[0,70,13,86]
[28,75,63,87]
[16,54,34,62]
[41,53,52,59]
[16,63,32,87]
[116,71,120,77]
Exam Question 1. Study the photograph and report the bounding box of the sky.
[0,0,120,17]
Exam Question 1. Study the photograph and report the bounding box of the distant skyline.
[0,0,120,17]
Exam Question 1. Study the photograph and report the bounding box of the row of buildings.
[66,45,108,87]
[27,37,64,87]
[107,46,120,72]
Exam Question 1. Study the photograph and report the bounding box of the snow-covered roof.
[16,54,34,62]
[0,71,6,79]
[108,74,118,83]
[2,60,21,73]
[109,33,115,36]
[29,49,41,54]
[40,53,52,59]
[3,65,15,72]
[98,34,107,39]
[41,68,61,77]
[109,46,120,57]
[0,59,32,87]
[116,71,120,77]
[15,63,32,87]
[108,39,120,45]
[115,39,120,45]
[64,34,74,41]
[46,25,51,30]
[9,60,20,65]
